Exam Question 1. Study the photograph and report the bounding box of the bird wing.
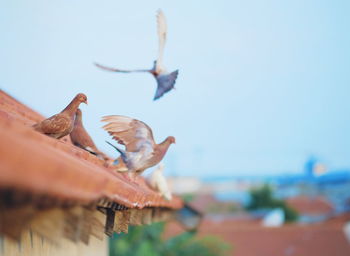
[156,9,167,72]
[101,115,156,152]
[154,70,179,100]
[70,125,98,152]
[34,114,71,134]
[94,62,149,73]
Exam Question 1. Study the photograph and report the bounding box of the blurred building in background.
[166,157,350,255]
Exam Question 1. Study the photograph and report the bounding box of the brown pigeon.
[70,109,109,160]
[95,9,179,100]
[33,93,87,139]
[102,115,175,180]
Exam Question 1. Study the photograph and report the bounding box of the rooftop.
[286,196,334,216]
[165,216,350,256]
[0,90,183,240]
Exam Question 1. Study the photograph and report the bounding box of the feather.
[154,70,179,100]
[33,93,87,139]
[156,9,167,73]
[148,163,172,200]
[102,115,175,179]
[70,109,109,160]
[94,10,178,101]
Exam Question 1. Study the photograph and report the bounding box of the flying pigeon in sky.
[95,9,179,100]
[102,115,175,180]
[33,93,88,139]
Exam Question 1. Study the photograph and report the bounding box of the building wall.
[0,230,108,256]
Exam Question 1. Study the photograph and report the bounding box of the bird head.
[76,93,88,105]
[167,136,176,144]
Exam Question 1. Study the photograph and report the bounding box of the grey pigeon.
[102,115,176,180]
[95,9,178,100]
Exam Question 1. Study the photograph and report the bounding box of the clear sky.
[1,0,349,177]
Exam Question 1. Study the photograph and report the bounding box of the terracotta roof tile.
[165,218,350,256]
[286,196,334,215]
[0,90,183,209]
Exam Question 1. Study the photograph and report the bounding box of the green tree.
[246,184,299,222]
[109,222,231,256]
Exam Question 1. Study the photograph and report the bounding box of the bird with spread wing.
[102,115,175,180]
[95,9,179,100]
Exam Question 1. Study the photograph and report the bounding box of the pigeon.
[95,9,179,100]
[70,109,109,160]
[102,115,175,180]
[33,93,88,139]
[148,163,172,201]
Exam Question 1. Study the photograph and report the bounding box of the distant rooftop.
[286,196,334,216]
[165,216,350,256]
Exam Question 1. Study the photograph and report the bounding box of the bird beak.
[85,100,88,105]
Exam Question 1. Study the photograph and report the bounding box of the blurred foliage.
[246,184,299,222]
[181,193,195,203]
[207,202,240,214]
[109,222,231,256]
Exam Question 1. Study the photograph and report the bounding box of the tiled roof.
[324,212,350,227]
[165,218,350,256]
[286,196,334,216]
[190,193,242,213]
[0,90,183,209]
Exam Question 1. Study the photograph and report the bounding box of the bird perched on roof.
[102,115,175,180]
[148,163,172,201]
[70,109,109,160]
[33,93,88,139]
[95,9,179,100]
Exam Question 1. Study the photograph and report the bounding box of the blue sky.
[1,0,350,177]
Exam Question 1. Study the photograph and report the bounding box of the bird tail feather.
[106,141,127,160]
